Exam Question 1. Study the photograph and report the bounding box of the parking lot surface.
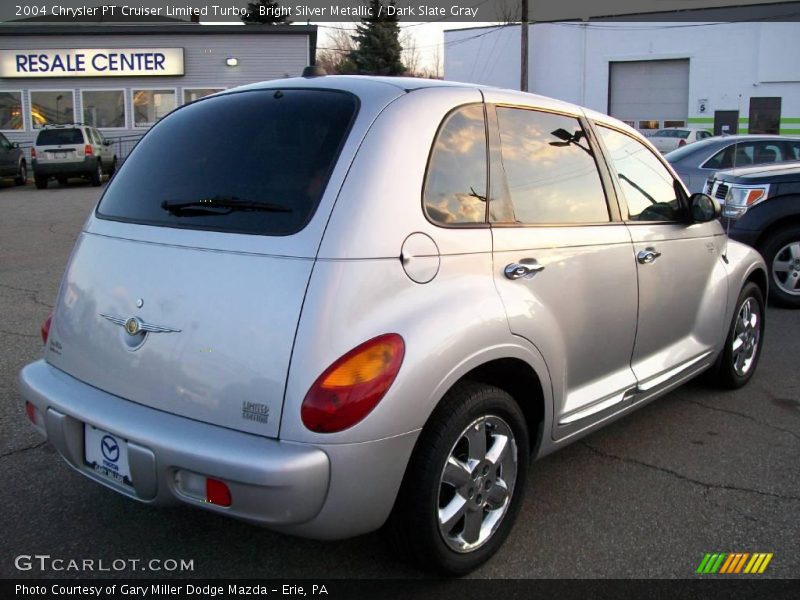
[1,181,798,579]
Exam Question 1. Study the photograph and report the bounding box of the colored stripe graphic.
[698,552,773,574]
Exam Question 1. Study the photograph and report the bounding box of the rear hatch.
[44,88,361,438]
[35,128,85,164]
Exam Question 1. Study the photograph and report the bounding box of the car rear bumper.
[18,360,419,539]
[32,157,96,177]
[18,360,330,527]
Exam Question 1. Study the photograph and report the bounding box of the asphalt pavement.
[1,180,798,580]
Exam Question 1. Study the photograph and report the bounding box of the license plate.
[54,151,66,159]
[84,425,133,487]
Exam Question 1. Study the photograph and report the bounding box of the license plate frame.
[84,425,133,487]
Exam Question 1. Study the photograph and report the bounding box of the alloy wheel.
[437,415,518,553]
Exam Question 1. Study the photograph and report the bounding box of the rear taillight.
[30,148,36,158]
[301,334,405,433]
[84,144,93,156]
[41,312,52,345]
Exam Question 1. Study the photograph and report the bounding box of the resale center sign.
[0,48,185,78]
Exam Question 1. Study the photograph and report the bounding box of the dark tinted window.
[97,90,356,236]
[423,104,487,225]
[598,126,683,222]
[785,140,800,160]
[36,128,84,145]
[705,141,785,169]
[493,107,608,224]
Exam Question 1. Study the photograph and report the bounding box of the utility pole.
[520,0,528,91]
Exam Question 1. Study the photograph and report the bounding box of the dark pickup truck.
[706,162,800,307]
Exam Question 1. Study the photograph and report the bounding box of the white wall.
[445,22,800,133]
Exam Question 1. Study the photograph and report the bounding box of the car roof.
[227,75,595,119]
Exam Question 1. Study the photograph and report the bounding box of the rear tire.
[708,282,765,389]
[90,160,102,186]
[14,161,27,185]
[34,175,47,190]
[762,226,800,308]
[387,381,529,575]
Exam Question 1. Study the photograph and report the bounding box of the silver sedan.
[666,134,800,193]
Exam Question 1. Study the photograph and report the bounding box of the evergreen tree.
[343,0,405,75]
[241,0,289,24]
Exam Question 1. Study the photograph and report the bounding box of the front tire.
[762,226,800,308]
[388,381,529,575]
[709,282,765,389]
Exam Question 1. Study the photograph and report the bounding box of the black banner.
[2,0,800,24]
[3,579,800,600]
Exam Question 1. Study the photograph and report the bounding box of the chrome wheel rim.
[732,297,761,377]
[437,415,518,553]
[771,241,800,296]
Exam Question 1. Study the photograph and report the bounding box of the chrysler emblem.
[124,317,142,336]
[100,313,181,335]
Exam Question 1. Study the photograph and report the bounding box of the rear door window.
[97,89,357,236]
[36,129,84,145]
[491,107,609,224]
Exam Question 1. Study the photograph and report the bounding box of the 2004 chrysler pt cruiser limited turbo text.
[19,75,767,574]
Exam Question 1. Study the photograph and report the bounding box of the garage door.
[608,59,689,133]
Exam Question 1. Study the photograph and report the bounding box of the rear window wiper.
[161,197,293,216]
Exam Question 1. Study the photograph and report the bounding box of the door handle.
[637,247,662,264]
[504,258,545,280]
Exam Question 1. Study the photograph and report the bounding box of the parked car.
[666,134,800,193]
[0,132,27,186]
[19,76,767,575]
[649,127,712,153]
[706,162,800,307]
[31,124,117,189]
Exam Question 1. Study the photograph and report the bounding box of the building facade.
[444,20,800,136]
[0,24,316,149]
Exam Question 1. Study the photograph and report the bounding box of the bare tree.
[401,29,421,76]
[496,0,520,23]
[315,27,356,74]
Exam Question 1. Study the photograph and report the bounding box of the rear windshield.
[97,89,357,236]
[36,129,84,145]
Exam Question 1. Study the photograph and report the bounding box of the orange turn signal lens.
[745,189,766,206]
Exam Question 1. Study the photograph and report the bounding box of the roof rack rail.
[42,122,86,129]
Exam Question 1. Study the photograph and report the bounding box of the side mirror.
[690,193,721,223]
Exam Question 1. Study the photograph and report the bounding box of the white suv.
[32,124,117,189]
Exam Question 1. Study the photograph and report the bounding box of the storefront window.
[82,90,126,128]
[30,90,75,128]
[133,89,176,127]
[184,88,224,104]
[0,91,23,130]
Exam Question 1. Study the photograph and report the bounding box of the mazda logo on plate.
[100,435,120,463]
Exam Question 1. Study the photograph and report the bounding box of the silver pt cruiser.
[19,76,767,574]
